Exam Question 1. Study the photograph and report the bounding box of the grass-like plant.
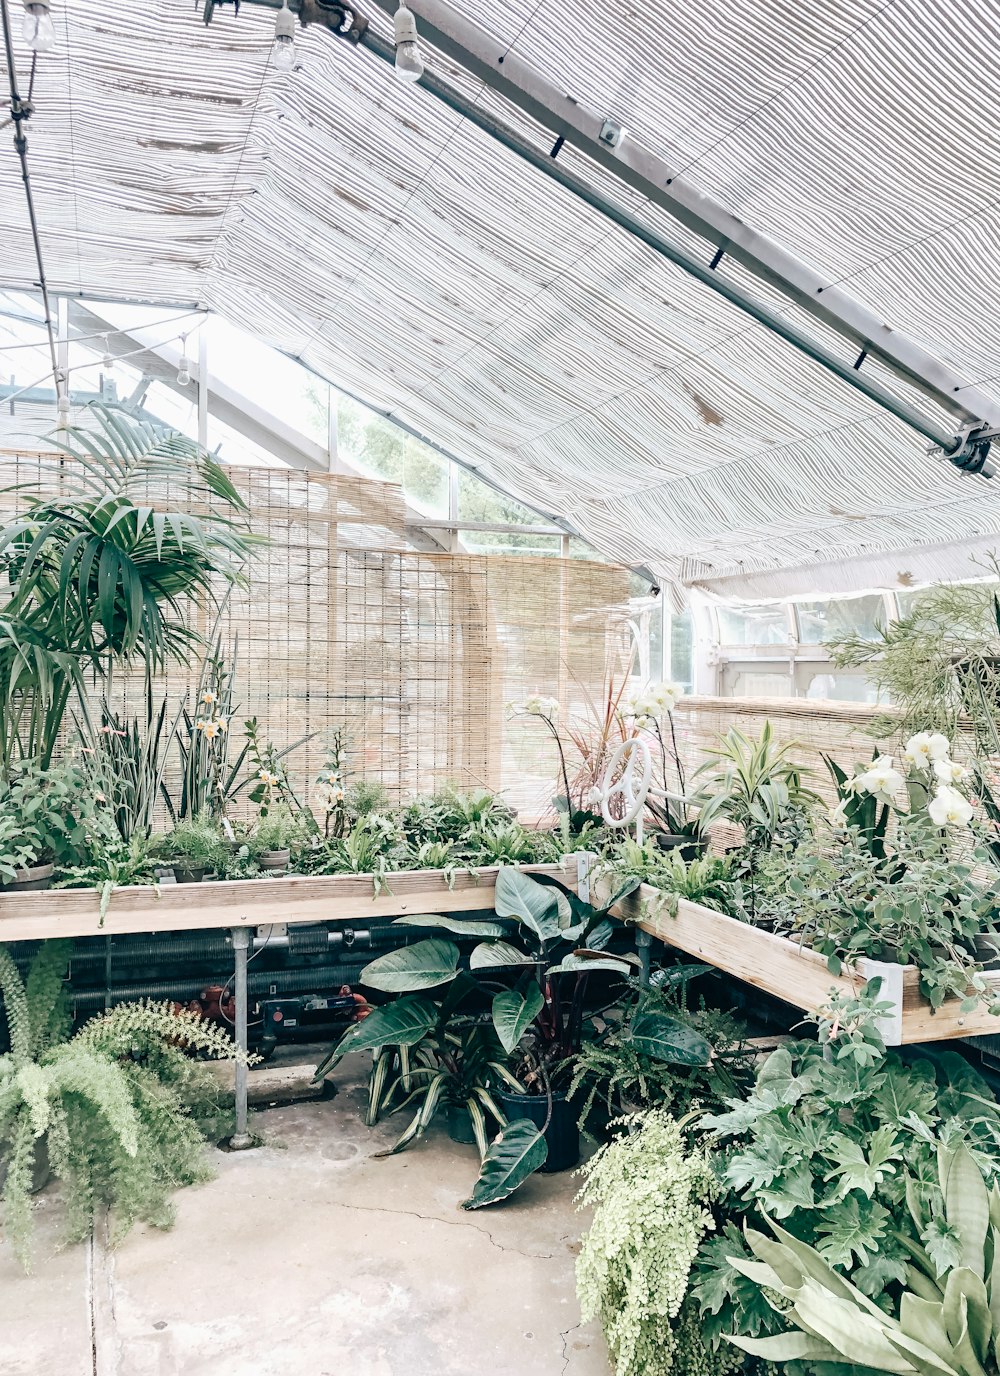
[0,940,242,1268]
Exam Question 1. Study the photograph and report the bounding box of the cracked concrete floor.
[1,1051,609,1376]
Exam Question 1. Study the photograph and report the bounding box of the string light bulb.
[22,0,55,52]
[101,335,115,376]
[176,335,192,388]
[393,3,423,83]
[272,0,296,72]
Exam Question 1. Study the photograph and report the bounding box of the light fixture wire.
[0,0,64,410]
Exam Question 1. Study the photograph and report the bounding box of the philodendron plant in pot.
[319,866,713,1208]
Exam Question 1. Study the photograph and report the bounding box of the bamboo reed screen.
[0,449,632,815]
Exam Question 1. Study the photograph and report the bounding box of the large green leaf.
[469,940,535,969]
[313,996,438,1079]
[493,866,561,945]
[462,1119,548,1210]
[627,1011,713,1066]
[547,951,637,976]
[360,939,460,992]
[393,914,506,938]
[492,983,544,1054]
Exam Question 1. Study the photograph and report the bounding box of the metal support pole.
[197,328,209,451]
[635,928,653,990]
[230,927,253,1149]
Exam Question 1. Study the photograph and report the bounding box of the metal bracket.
[598,117,626,150]
[935,425,996,479]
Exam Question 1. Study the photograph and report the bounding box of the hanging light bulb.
[394,3,423,83]
[272,0,296,72]
[176,335,192,388]
[22,1,55,52]
[101,334,115,376]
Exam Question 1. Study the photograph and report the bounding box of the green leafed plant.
[726,1143,1000,1375]
[576,1109,741,1376]
[0,941,245,1268]
[313,977,520,1159]
[694,990,1000,1354]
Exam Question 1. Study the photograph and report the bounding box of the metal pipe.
[230,928,252,1149]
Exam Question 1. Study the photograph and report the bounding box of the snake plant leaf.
[491,983,544,1054]
[724,1332,839,1362]
[392,914,507,938]
[899,1294,953,1367]
[359,938,460,992]
[942,1146,989,1277]
[760,1217,889,1319]
[313,995,439,1079]
[791,1278,914,1372]
[469,940,535,969]
[943,1269,991,1363]
[461,1119,548,1210]
[626,1010,713,1066]
[885,1328,968,1376]
[493,867,561,945]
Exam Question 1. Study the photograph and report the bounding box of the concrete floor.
[1,1051,608,1376]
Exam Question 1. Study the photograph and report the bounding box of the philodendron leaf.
[359,938,460,992]
[462,1119,548,1210]
[492,983,544,1054]
[547,952,637,976]
[493,866,561,944]
[627,1011,713,1066]
[393,913,506,938]
[469,940,535,969]
[313,996,438,1079]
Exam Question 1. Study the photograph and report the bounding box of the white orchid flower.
[903,732,952,767]
[828,799,850,828]
[855,756,904,799]
[933,758,968,785]
[928,784,974,828]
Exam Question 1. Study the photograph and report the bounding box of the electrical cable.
[0,323,206,408]
[0,307,208,351]
[0,0,63,405]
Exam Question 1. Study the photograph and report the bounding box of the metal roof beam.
[365,0,1000,452]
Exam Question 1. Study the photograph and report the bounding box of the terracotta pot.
[259,848,291,874]
[173,865,209,884]
[1,861,55,893]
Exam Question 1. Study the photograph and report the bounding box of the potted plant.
[0,763,93,892]
[328,867,713,1206]
[0,939,246,1268]
[162,813,227,883]
[252,804,299,874]
[314,975,522,1158]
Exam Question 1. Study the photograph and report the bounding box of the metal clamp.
[936,424,996,478]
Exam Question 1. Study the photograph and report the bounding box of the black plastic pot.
[446,1103,477,1146]
[173,866,209,885]
[653,833,708,862]
[1,861,55,893]
[496,1087,580,1173]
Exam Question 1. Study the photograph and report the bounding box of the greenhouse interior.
[2,1,1000,1373]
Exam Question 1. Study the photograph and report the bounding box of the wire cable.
[0,0,63,404]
